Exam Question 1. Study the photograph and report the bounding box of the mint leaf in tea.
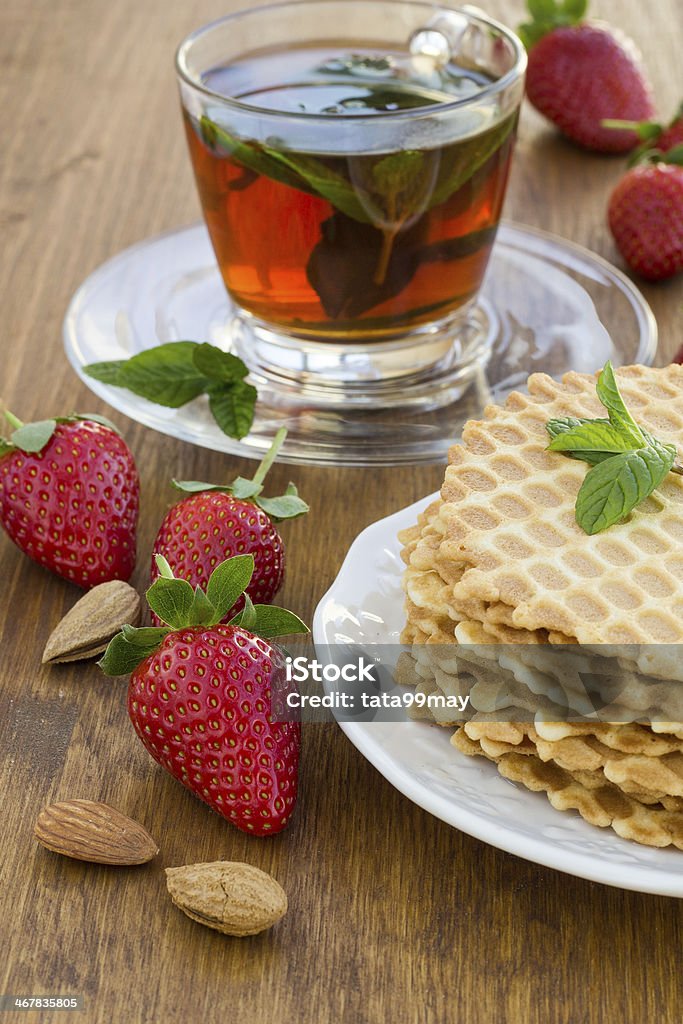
[184,45,517,336]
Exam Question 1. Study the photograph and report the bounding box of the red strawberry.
[607,161,683,281]
[0,412,139,587]
[520,0,655,153]
[151,428,307,621]
[100,554,308,835]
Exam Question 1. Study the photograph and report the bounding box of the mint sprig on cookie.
[546,362,683,534]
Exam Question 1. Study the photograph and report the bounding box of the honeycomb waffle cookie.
[452,728,683,849]
[401,565,683,732]
[434,365,683,677]
[462,715,683,802]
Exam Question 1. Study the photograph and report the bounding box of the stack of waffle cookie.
[399,364,683,848]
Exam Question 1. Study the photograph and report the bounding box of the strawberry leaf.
[255,493,310,521]
[230,477,263,500]
[189,585,219,626]
[73,413,121,433]
[154,554,175,579]
[208,380,258,440]
[663,144,683,166]
[0,439,15,458]
[171,479,227,494]
[11,419,57,453]
[527,0,557,19]
[233,593,258,631]
[561,0,586,17]
[519,0,586,48]
[232,604,310,639]
[146,575,196,629]
[99,627,169,676]
[205,554,254,622]
[122,624,170,646]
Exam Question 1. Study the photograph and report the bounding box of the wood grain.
[1,1,682,1021]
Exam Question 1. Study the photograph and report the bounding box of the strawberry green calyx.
[0,410,120,457]
[171,428,309,522]
[518,0,587,49]
[99,553,309,676]
[603,103,683,165]
[643,144,683,167]
[623,143,683,170]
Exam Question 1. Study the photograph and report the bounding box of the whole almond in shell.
[42,580,142,664]
[165,861,287,936]
[34,799,158,865]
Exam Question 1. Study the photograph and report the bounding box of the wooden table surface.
[2,1,682,1021]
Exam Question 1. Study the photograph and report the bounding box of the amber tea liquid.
[185,45,517,341]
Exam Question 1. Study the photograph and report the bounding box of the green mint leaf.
[546,416,608,439]
[244,604,310,639]
[83,360,126,385]
[546,418,627,464]
[575,446,676,535]
[115,342,210,408]
[370,151,430,226]
[98,628,167,676]
[642,433,678,463]
[192,343,249,383]
[208,379,257,439]
[548,420,640,456]
[265,150,372,224]
[146,575,196,629]
[189,585,219,627]
[200,116,323,198]
[231,593,258,631]
[171,479,227,494]
[11,419,57,453]
[255,493,310,521]
[230,477,263,500]
[205,554,254,622]
[595,362,645,446]
[427,114,516,212]
[372,151,425,197]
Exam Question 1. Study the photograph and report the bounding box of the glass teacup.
[176,1,526,408]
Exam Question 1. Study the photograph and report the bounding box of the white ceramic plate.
[312,494,683,897]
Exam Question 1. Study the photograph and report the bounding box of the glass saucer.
[63,221,657,467]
